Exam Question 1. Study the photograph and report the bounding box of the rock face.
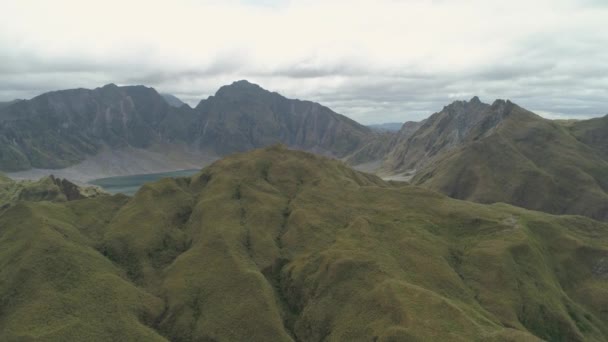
[0,81,376,172]
[383,97,608,221]
[384,96,490,172]
[194,81,374,157]
[160,93,187,108]
[0,84,184,171]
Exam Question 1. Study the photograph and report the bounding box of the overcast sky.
[1,0,607,124]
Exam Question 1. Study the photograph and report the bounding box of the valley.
[3,1,606,340]
[0,82,606,341]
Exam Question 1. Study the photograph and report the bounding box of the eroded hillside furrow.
[2,146,608,341]
[234,182,259,269]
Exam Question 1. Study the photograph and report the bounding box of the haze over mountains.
[367,122,403,132]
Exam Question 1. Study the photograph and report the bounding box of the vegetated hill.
[160,93,187,108]
[1,146,608,341]
[571,114,608,159]
[0,80,381,173]
[0,173,105,209]
[403,99,608,221]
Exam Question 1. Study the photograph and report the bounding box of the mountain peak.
[490,99,518,114]
[232,79,258,87]
[442,96,488,113]
[101,83,119,89]
[491,99,507,106]
[215,80,270,98]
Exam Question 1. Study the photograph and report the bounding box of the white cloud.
[1,0,607,123]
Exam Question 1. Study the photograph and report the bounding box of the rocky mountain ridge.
[381,98,608,221]
[0,81,380,174]
[2,83,607,221]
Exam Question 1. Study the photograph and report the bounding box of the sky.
[1,0,607,124]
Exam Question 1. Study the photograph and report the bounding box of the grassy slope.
[571,115,608,159]
[1,146,608,341]
[0,196,167,341]
[413,104,608,221]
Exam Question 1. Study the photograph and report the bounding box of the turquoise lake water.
[89,169,200,195]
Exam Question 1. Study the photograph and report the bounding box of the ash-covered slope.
[1,146,607,341]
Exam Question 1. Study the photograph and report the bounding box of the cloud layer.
[1,0,607,123]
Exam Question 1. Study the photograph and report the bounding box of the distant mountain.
[384,96,489,172]
[1,146,607,341]
[0,81,379,174]
[571,114,608,159]
[384,98,608,221]
[3,84,606,222]
[193,80,375,157]
[0,84,191,172]
[367,122,403,132]
[0,99,22,109]
[161,93,187,108]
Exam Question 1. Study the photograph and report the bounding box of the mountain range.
[0,81,379,176]
[0,81,606,224]
[1,79,608,341]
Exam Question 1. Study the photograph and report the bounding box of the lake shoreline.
[88,169,201,195]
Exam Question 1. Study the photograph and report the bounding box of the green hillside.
[404,100,608,222]
[571,115,608,159]
[1,146,607,341]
